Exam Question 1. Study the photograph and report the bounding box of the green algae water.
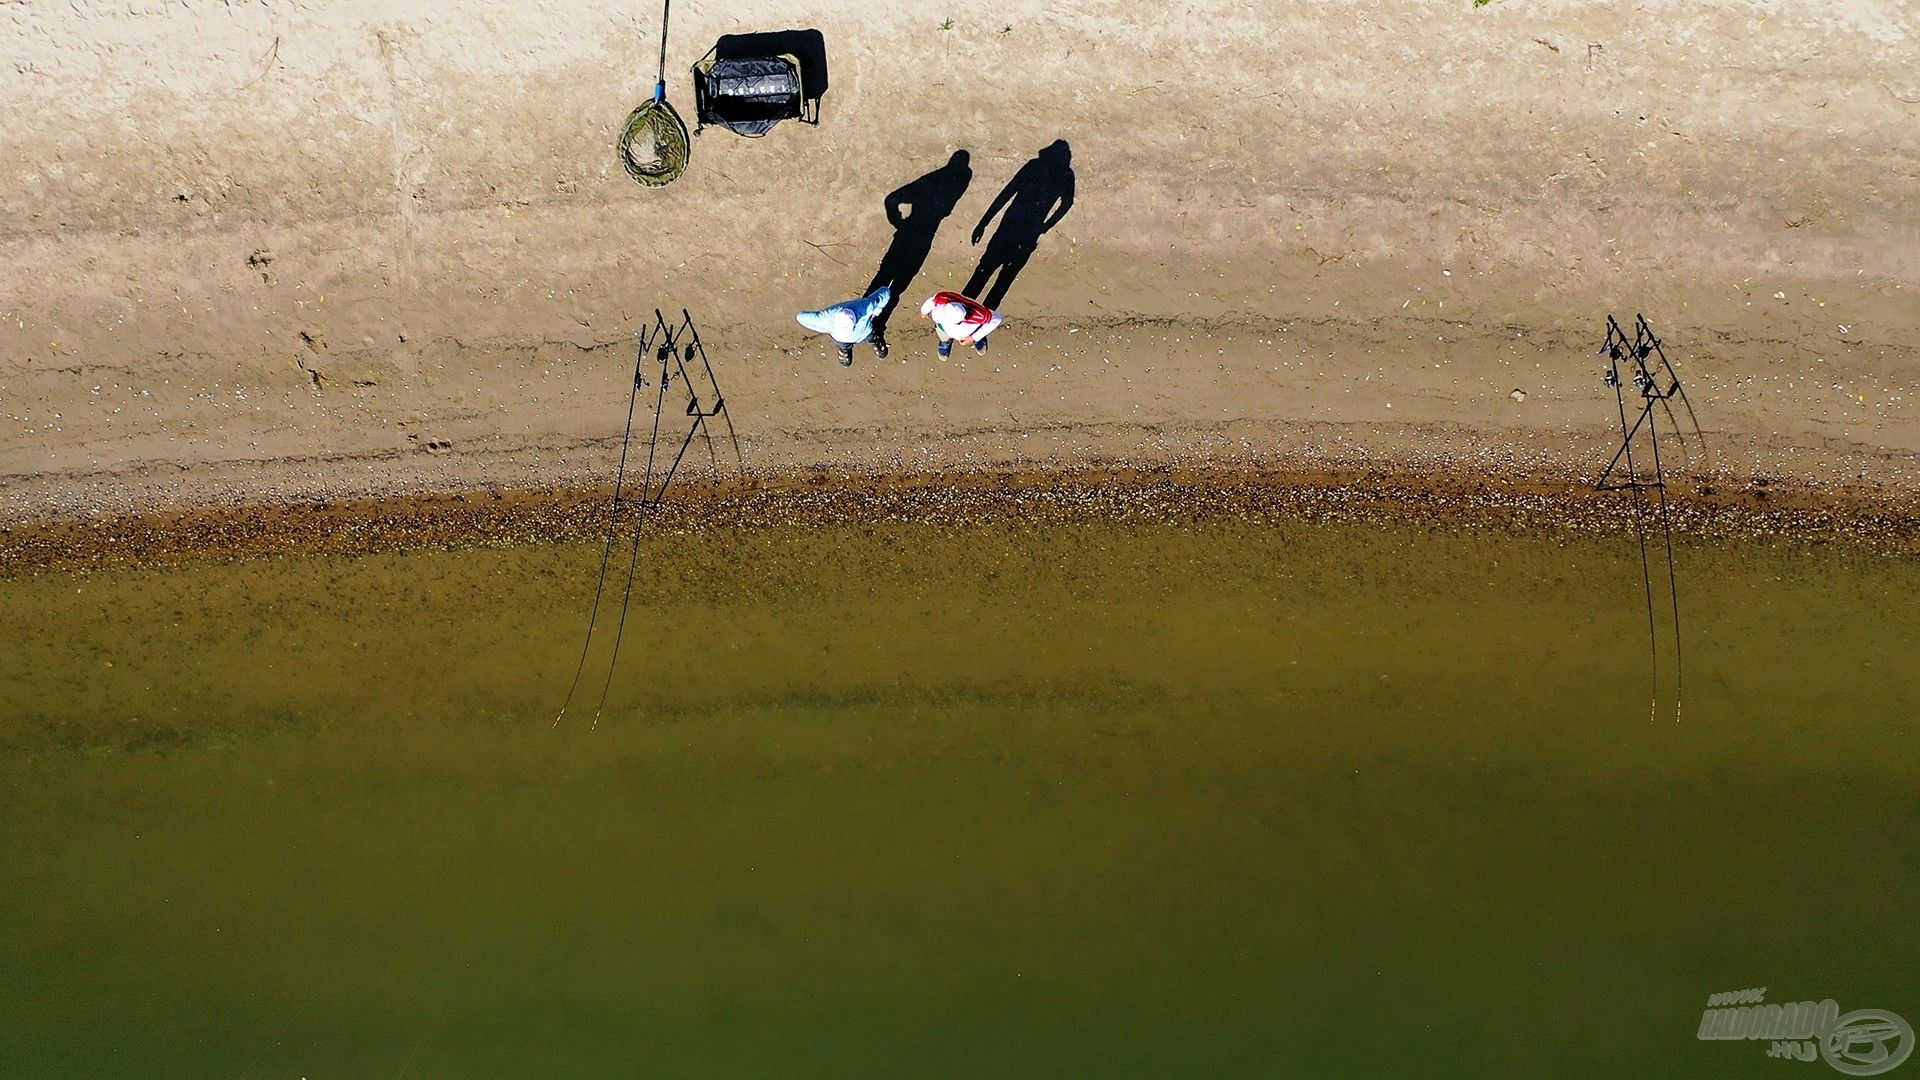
[3,516,1916,1078]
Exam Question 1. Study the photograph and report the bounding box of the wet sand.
[6,461,1918,579]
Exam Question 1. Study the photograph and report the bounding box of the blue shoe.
[937,340,951,358]
[973,338,989,354]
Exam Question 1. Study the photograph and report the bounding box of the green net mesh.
[617,99,690,188]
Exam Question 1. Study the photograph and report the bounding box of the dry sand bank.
[2,0,1917,548]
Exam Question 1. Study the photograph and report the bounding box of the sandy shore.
[3,1,1916,560]
[7,461,1918,579]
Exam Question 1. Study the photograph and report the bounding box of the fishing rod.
[587,334,679,722]
[677,309,744,471]
[553,321,659,726]
[1603,326,1662,721]
[1596,314,1698,721]
[555,308,741,727]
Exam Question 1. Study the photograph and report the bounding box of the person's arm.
[1041,170,1075,233]
[972,178,1016,244]
[884,178,915,229]
[959,311,1004,343]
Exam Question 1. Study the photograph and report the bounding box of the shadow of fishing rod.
[554,308,742,727]
[1596,313,1705,723]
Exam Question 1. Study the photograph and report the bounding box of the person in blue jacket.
[796,286,891,366]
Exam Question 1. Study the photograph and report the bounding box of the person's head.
[923,298,966,324]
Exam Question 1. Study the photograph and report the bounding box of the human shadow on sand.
[865,150,973,332]
[966,140,1075,309]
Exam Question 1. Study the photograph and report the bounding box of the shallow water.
[2,517,1916,1077]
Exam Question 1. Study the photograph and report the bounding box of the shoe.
[874,338,889,359]
[973,338,989,353]
[836,344,854,367]
[937,340,952,358]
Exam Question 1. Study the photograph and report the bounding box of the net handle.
[654,0,671,102]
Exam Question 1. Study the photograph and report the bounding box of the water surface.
[3,517,1916,1077]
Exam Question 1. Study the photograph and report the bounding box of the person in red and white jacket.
[918,291,1004,357]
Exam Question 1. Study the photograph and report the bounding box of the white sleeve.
[967,312,1005,341]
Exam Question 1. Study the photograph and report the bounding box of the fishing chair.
[690,48,818,136]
